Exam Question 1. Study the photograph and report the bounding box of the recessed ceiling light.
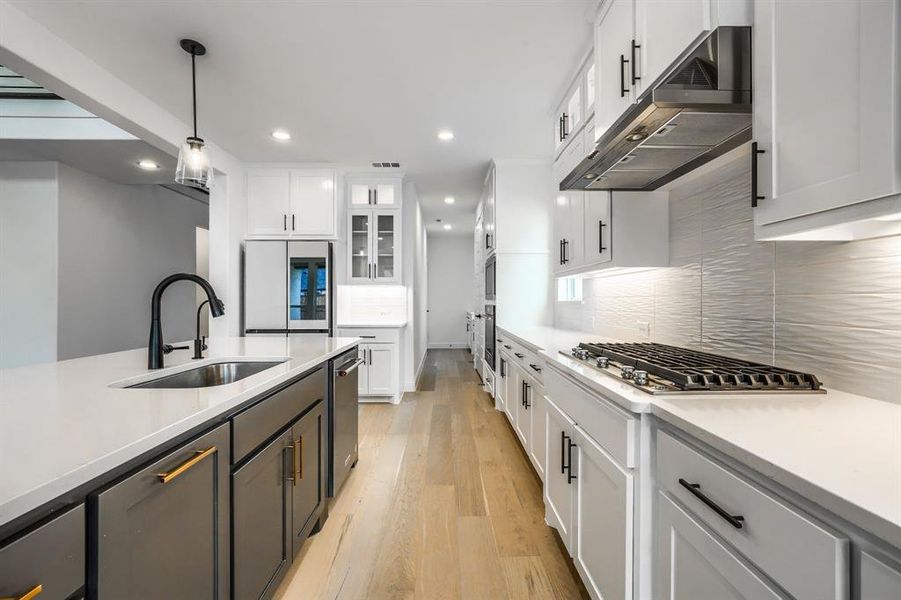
[443,223,453,230]
[444,196,455,204]
[437,129,454,141]
[137,159,160,170]
[271,129,291,141]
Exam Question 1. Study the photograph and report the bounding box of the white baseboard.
[428,343,468,349]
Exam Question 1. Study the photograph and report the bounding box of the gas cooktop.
[564,342,824,395]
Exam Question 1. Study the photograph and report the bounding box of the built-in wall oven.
[485,255,496,301]
[484,304,495,371]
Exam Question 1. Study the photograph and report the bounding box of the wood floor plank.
[457,516,510,599]
[501,556,557,599]
[426,403,454,485]
[413,485,460,600]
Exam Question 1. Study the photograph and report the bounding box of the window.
[557,276,583,302]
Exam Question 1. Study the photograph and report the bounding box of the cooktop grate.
[577,342,822,392]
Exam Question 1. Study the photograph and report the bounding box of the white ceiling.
[10,0,594,234]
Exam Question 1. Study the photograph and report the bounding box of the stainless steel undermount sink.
[127,360,286,389]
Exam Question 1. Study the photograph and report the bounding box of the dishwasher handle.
[337,358,365,377]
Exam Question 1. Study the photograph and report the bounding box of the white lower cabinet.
[337,327,401,402]
[526,381,547,480]
[656,492,786,600]
[544,396,576,554]
[859,549,901,600]
[574,423,634,600]
[364,344,395,396]
[496,353,508,414]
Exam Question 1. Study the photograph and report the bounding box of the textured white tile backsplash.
[555,155,901,402]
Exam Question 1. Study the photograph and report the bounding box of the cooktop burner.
[564,342,824,394]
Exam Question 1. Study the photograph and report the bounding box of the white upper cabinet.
[247,169,292,236]
[595,0,636,136]
[482,167,496,254]
[753,0,901,240]
[348,176,400,208]
[555,55,595,155]
[347,209,401,284]
[246,167,337,238]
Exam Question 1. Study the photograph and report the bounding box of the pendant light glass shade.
[175,136,213,189]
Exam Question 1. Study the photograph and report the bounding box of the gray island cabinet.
[1,353,337,600]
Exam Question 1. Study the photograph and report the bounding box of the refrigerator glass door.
[287,241,330,331]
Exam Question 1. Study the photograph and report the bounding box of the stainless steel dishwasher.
[330,347,362,496]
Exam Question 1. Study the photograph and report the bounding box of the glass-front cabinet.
[347,209,401,283]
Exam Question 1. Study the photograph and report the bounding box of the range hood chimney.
[561,26,752,192]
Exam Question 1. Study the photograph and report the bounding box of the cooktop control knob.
[621,365,635,380]
[571,348,589,360]
[633,370,649,385]
[596,356,609,368]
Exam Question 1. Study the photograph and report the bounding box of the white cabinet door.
[562,192,585,271]
[859,549,901,600]
[595,0,636,136]
[635,0,708,91]
[483,168,496,252]
[247,170,290,235]
[574,424,634,600]
[373,212,401,283]
[656,492,787,600]
[584,63,596,122]
[373,182,397,206]
[545,396,576,554]
[754,0,900,227]
[366,344,395,396]
[289,171,335,237]
[566,81,583,141]
[347,210,372,283]
[527,382,547,481]
[350,183,371,206]
[496,354,508,411]
[583,191,612,266]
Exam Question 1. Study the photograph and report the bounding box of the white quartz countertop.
[0,336,359,529]
[498,324,901,550]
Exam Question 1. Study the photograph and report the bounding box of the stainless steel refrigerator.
[243,240,333,335]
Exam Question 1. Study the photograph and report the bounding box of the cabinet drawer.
[337,328,398,343]
[544,365,637,468]
[656,431,849,600]
[233,367,326,463]
[0,504,84,600]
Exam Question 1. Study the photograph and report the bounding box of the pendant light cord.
[191,51,198,139]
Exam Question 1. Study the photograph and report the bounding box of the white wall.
[56,164,208,359]
[0,162,58,368]
[427,234,474,348]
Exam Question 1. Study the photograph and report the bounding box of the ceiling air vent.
[371,162,401,168]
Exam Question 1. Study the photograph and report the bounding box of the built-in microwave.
[485,255,496,301]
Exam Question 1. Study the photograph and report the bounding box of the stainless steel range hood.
[561,26,752,192]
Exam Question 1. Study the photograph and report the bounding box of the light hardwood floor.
[274,349,588,600]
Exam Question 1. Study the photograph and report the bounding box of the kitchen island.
[0,335,359,599]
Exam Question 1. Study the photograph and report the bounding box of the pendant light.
[174,38,213,190]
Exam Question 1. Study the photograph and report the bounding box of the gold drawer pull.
[157,447,216,483]
[1,584,43,600]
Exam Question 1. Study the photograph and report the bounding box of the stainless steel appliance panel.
[330,348,361,496]
[485,255,496,301]
[484,305,496,371]
[244,240,287,331]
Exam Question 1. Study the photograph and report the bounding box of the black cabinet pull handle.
[567,438,577,484]
[504,344,512,350]
[524,382,530,409]
[291,214,295,231]
[679,478,745,529]
[562,112,568,139]
[751,142,766,207]
[559,239,564,265]
[620,54,629,97]
[529,363,542,373]
[514,352,525,359]
[559,115,564,141]
[631,40,641,85]
[561,431,569,474]
[283,214,287,231]
[599,220,607,253]
[374,188,378,204]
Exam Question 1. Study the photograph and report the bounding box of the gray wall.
[555,155,901,402]
[57,164,208,359]
[0,162,58,368]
